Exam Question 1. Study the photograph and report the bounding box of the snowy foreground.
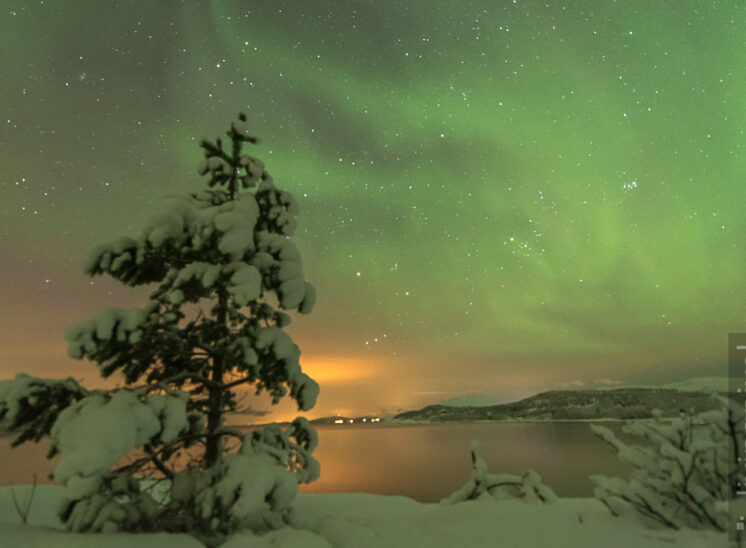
[0,485,727,547]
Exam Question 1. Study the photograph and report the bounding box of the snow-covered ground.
[0,485,726,547]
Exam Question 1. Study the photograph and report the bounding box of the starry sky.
[1,1,744,420]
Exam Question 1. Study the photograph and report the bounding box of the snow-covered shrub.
[155,418,319,536]
[192,443,298,532]
[442,440,557,504]
[0,114,320,541]
[60,472,160,533]
[247,418,320,484]
[590,396,740,531]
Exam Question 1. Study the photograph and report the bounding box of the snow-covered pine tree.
[0,114,320,538]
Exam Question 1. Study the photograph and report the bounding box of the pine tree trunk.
[205,291,227,467]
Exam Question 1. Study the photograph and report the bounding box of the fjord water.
[0,422,632,502]
[299,422,632,501]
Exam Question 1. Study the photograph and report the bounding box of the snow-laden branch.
[0,374,89,447]
[442,440,557,505]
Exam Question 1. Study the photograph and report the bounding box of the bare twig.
[145,445,175,480]
[224,376,253,389]
[11,474,36,525]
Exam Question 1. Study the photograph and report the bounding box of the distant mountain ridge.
[438,394,496,407]
[394,387,724,422]
[662,376,728,393]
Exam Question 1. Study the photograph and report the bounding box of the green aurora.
[1,1,744,417]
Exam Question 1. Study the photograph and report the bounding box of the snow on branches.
[0,374,89,446]
[168,418,319,535]
[442,440,557,505]
[590,397,740,531]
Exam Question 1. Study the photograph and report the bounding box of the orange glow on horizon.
[299,355,380,384]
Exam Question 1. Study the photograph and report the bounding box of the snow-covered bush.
[442,440,557,504]
[153,418,319,537]
[0,114,320,542]
[590,396,740,531]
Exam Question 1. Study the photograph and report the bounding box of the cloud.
[592,378,623,386]
[556,379,586,389]
[555,378,624,390]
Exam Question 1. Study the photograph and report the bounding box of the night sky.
[1,1,743,420]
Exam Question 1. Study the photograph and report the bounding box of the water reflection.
[300,422,633,502]
[1,422,632,502]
